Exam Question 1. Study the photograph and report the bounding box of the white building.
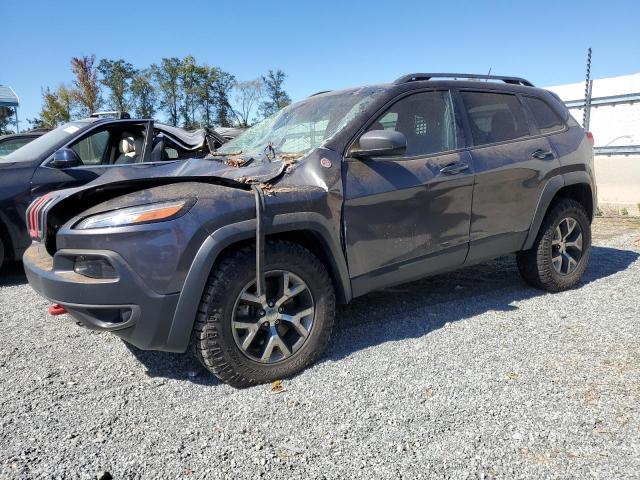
[546,73,640,215]
[546,73,640,155]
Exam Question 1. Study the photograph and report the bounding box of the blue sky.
[2,0,639,127]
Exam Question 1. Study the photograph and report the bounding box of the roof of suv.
[310,73,547,100]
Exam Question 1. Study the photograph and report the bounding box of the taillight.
[586,131,594,145]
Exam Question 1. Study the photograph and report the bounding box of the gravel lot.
[1,218,639,479]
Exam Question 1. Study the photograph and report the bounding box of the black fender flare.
[0,211,17,261]
[164,212,351,352]
[522,171,595,250]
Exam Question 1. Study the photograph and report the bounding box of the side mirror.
[350,130,407,158]
[51,148,81,168]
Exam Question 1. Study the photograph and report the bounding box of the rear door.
[459,90,561,263]
[343,89,474,296]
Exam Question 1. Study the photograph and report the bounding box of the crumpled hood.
[80,157,287,189]
[36,157,292,241]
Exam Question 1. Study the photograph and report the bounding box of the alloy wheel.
[551,217,584,275]
[231,270,315,363]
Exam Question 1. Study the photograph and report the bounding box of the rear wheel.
[517,198,591,292]
[192,241,336,388]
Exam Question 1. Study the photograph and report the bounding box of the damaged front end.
[22,86,383,354]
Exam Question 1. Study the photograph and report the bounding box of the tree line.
[24,55,292,131]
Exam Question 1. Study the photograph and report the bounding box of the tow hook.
[48,304,66,316]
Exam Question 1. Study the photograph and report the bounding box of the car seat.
[115,136,143,164]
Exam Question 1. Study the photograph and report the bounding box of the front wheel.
[517,198,591,292]
[192,241,336,388]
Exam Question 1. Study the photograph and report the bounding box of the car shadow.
[0,262,27,287]
[325,246,639,362]
[126,246,638,384]
[124,342,222,386]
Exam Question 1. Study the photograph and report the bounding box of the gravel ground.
[1,218,639,479]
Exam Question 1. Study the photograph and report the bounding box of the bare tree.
[70,55,101,116]
[233,79,263,127]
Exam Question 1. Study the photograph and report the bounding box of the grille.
[25,194,56,242]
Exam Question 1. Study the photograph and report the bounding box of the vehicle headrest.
[119,137,136,154]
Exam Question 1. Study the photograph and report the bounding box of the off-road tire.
[517,198,591,292]
[192,240,336,388]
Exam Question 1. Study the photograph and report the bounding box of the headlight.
[75,199,192,230]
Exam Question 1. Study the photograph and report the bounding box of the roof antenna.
[486,68,492,81]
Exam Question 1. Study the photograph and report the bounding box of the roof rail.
[309,90,332,97]
[393,73,534,87]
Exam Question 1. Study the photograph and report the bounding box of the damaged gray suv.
[24,73,596,387]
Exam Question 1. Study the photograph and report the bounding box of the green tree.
[179,55,203,129]
[70,54,101,116]
[26,117,45,129]
[152,57,182,126]
[0,107,16,134]
[97,58,137,112]
[130,69,157,119]
[39,85,74,128]
[214,70,235,127]
[259,69,291,118]
[196,66,219,128]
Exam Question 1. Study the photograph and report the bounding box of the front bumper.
[24,243,180,351]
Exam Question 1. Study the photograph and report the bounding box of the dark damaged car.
[0,114,239,269]
[24,74,596,387]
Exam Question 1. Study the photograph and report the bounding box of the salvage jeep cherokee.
[24,73,596,388]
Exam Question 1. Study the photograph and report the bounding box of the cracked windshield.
[215,87,383,165]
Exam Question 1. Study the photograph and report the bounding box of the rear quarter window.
[460,91,530,146]
[523,96,565,134]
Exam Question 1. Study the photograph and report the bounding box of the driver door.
[343,90,474,296]
[30,120,152,197]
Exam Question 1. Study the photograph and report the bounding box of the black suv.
[0,114,234,270]
[24,73,596,388]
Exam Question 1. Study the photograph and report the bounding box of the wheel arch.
[523,172,595,251]
[0,216,15,263]
[165,215,351,352]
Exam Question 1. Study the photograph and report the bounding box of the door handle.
[531,149,555,160]
[439,162,469,175]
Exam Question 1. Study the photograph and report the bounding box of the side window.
[460,92,529,146]
[362,91,456,157]
[70,130,110,165]
[523,96,564,134]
